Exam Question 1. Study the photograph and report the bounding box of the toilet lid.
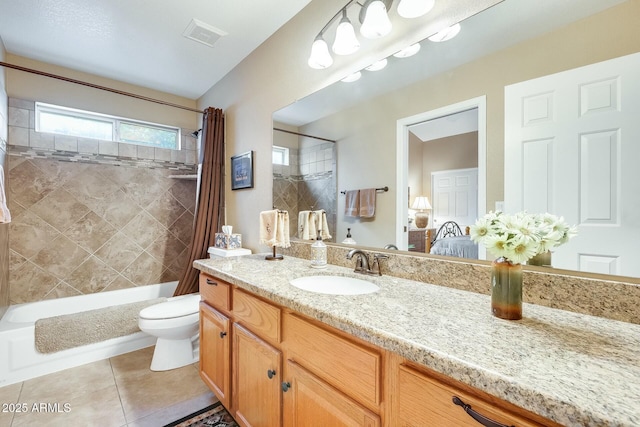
[139,294,201,320]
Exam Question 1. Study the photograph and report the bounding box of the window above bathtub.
[35,102,181,150]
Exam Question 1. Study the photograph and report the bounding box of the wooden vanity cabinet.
[393,362,558,427]
[198,272,557,427]
[233,323,282,427]
[199,302,231,409]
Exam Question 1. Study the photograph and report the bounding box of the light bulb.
[397,0,435,18]
[332,12,360,55]
[308,37,333,69]
[393,43,421,58]
[365,58,388,71]
[428,23,461,42]
[360,0,392,39]
[341,71,362,82]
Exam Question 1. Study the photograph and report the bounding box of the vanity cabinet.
[198,271,557,427]
[393,362,557,427]
[233,323,282,427]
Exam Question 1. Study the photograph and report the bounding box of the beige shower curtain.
[174,107,225,296]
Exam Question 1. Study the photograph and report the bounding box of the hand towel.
[359,188,377,218]
[0,166,11,224]
[344,190,360,217]
[297,210,312,240]
[313,209,332,240]
[260,210,290,248]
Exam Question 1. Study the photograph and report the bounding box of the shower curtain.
[173,107,225,296]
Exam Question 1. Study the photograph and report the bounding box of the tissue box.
[214,233,242,249]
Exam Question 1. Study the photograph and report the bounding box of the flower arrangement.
[470,211,577,264]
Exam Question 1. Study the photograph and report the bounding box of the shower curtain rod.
[273,127,336,143]
[0,61,204,114]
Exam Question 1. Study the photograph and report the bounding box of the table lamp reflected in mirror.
[411,196,431,229]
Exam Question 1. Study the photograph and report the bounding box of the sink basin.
[289,275,379,295]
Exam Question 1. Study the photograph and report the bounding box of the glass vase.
[528,251,551,267]
[491,257,522,320]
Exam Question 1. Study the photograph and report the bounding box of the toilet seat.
[139,294,200,320]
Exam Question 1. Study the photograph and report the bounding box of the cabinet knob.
[281,381,291,392]
[267,369,276,379]
[219,331,227,339]
[206,278,218,286]
[452,396,514,427]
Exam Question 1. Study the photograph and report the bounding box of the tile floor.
[0,347,217,427]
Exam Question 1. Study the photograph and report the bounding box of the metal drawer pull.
[206,278,218,286]
[219,331,227,339]
[267,369,276,379]
[282,382,291,392]
[452,396,515,427]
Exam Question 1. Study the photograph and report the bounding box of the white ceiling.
[0,0,312,99]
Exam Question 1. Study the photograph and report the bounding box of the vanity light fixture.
[397,0,435,19]
[428,23,461,42]
[359,0,393,39]
[341,71,362,82]
[365,58,388,71]
[308,35,334,69]
[393,42,421,58]
[333,9,360,55]
[308,0,435,69]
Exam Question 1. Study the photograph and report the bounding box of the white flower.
[471,211,577,263]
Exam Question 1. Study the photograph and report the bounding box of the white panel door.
[431,168,478,230]
[505,52,640,276]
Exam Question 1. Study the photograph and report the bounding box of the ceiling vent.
[183,18,227,47]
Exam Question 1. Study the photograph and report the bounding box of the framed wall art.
[231,150,254,190]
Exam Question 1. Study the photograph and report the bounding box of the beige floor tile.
[17,358,115,402]
[10,383,126,427]
[0,382,23,427]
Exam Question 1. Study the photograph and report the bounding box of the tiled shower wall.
[273,140,336,242]
[6,98,198,304]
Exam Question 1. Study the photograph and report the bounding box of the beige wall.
[0,36,8,315]
[198,0,640,251]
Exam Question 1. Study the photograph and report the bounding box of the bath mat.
[163,401,238,427]
[34,297,166,354]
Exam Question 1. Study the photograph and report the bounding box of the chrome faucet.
[346,249,370,273]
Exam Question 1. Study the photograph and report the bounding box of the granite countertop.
[194,254,640,427]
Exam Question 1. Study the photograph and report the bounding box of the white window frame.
[35,102,181,150]
[272,145,290,165]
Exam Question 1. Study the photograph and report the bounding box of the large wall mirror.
[272,0,640,281]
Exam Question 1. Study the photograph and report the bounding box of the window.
[272,145,289,165]
[35,102,181,150]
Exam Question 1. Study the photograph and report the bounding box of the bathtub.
[0,281,179,387]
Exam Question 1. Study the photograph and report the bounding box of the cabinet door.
[283,360,380,427]
[199,302,231,409]
[396,364,543,427]
[233,323,282,427]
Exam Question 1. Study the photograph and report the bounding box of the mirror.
[272,0,640,279]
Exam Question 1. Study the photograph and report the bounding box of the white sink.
[289,275,379,295]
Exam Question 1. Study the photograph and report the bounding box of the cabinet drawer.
[232,288,281,344]
[284,313,381,409]
[397,364,544,427]
[199,273,231,312]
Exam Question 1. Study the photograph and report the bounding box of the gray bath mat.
[34,297,166,354]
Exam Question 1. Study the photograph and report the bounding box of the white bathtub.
[0,281,179,387]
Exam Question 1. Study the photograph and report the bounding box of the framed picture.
[231,151,254,190]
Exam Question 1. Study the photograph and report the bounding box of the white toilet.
[138,293,201,371]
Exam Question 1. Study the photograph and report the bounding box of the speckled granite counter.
[194,254,640,427]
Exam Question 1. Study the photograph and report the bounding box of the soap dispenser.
[342,228,357,245]
[310,230,327,269]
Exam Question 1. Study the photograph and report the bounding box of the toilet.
[138,293,201,371]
